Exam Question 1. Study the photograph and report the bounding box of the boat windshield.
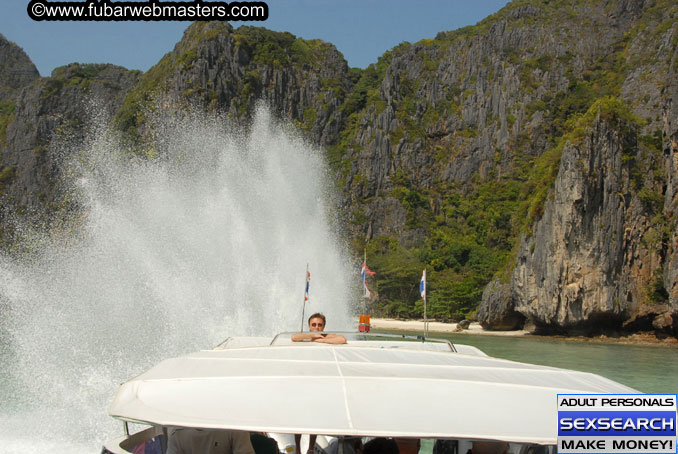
[270,331,456,352]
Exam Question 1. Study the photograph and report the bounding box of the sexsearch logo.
[557,394,677,454]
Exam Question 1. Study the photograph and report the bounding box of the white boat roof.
[109,337,637,444]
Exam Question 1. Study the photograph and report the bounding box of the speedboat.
[102,332,638,453]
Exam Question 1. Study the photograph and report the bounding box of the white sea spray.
[0,104,356,453]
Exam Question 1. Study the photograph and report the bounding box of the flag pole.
[420,268,427,338]
[300,263,309,332]
[359,249,374,333]
[424,296,428,337]
[363,249,367,314]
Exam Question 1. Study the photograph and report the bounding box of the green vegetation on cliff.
[361,91,658,319]
[340,0,675,318]
[115,21,347,149]
[102,0,662,321]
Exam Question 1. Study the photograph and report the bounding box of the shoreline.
[371,318,529,336]
[370,318,678,347]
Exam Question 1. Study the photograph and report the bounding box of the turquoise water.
[382,330,678,394]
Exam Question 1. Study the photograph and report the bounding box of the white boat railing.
[268,331,457,352]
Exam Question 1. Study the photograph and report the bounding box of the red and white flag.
[361,260,375,298]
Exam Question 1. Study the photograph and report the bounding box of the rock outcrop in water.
[1,0,677,336]
[478,278,524,330]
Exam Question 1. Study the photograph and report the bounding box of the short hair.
[472,441,509,454]
[363,438,399,454]
[308,313,326,326]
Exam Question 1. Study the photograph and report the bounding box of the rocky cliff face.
[1,0,677,335]
[335,0,678,331]
[337,0,648,239]
[511,105,672,334]
[479,0,678,335]
[0,34,39,102]
[0,61,140,245]
[116,22,352,147]
[662,54,678,317]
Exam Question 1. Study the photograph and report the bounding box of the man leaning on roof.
[291,313,346,454]
[291,313,346,344]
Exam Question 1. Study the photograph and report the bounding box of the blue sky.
[1,0,510,76]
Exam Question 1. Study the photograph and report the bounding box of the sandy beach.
[370,318,678,346]
[370,318,530,336]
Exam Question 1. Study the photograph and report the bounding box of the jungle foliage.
[345,0,671,319]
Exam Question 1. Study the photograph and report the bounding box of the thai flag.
[361,261,375,298]
[304,271,311,302]
[420,269,426,302]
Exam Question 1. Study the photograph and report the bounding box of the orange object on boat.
[358,314,371,332]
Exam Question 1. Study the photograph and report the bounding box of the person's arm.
[291,332,324,342]
[291,332,346,344]
[313,333,346,344]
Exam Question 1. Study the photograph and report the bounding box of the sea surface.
[379,330,678,395]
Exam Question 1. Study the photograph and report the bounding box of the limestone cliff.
[511,101,673,334]
[479,1,678,335]
[116,22,352,147]
[661,49,678,323]
[0,34,39,220]
[337,0,677,331]
[0,61,140,245]
[0,33,39,102]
